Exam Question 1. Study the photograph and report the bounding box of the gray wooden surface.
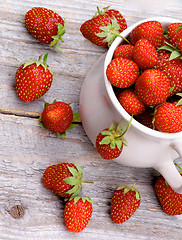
[1,0,182,239]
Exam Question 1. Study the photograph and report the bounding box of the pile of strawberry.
[106,20,182,134]
[13,4,182,233]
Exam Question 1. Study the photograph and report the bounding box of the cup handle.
[155,161,182,193]
[155,141,182,194]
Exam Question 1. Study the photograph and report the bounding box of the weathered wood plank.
[0,114,182,240]
[1,0,182,239]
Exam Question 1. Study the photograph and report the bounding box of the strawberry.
[80,6,127,47]
[106,57,139,88]
[135,107,154,129]
[113,44,134,59]
[177,34,182,53]
[25,7,65,52]
[131,38,158,70]
[156,51,182,96]
[40,100,80,138]
[130,20,164,48]
[110,180,140,224]
[135,69,170,106]
[167,22,182,47]
[95,119,132,160]
[64,196,93,232]
[15,53,53,102]
[153,102,182,133]
[117,88,146,115]
[43,163,86,198]
[155,173,182,215]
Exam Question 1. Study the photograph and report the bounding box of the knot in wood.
[10,205,25,219]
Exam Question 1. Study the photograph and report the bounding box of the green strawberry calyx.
[69,195,93,205]
[64,163,93,198]
[116,180,141,200]
[99,116,133,150]
[49,23,66,53]
[94,6,110,17]
[96,17,130,47]
[176,93,182,106]
[157,41,182,61]
[22,52,52,74]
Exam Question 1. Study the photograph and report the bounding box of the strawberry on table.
[64,196,93,232]
[153,102,182,133]
[117,88,146,116]
[15,53,53,102]
[80,6,127,47]
[135,69,170,106]
[155,172,182,215]
[131,38,158,70]
[25,7,65,52]
[106,57,139,88]
[43,163,87,198]
[110,180,140,224]
[130,20,164,48]
[113,44,134,59]
[95,118,132,160]
[40,100,80,138]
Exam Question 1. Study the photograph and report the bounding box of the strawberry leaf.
[64,176,79,185]
[67,123,78,130]
[99,136,111,145]
[116,124,124,132]
[72,112,80,121]
[59,131,66,138]
[115,139,123,150]
[109,124,115,131]
[66,185,81,196]
[67,166,79,177]
[101,130,111,136]
[74,163,83,176]
[169,50,182,60]
[110,140,116,149]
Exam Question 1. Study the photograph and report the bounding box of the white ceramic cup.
[80,17,182,193]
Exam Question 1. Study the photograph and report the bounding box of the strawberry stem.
[131,179,137,190]
[110,30,131,44]
[81,180,94,184]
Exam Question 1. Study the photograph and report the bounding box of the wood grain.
[1,0,182,239]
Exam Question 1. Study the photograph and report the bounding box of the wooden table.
[1,0,182,239]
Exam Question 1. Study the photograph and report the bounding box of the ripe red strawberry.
[43,163,85,198]
[117,88,146,115]
[40,100,79,137]
[130,20,164,48]
[110,180,140,224]
[106,57,139,88]
[15,53,53,102]
[113,44,134,59]
[177,34,182,53]
[135,107,154,129]
[80,6,127,47]
[153,102,182,133]
[156,51,182,96]
[155,173,182,215]
[25,7,65,51]
[168,22,182,47]
[64,196,93,232]
[131,38,158,70]
[96,119,132,160]
[135,69,170,106]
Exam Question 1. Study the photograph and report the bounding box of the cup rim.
[104,16,182,140]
